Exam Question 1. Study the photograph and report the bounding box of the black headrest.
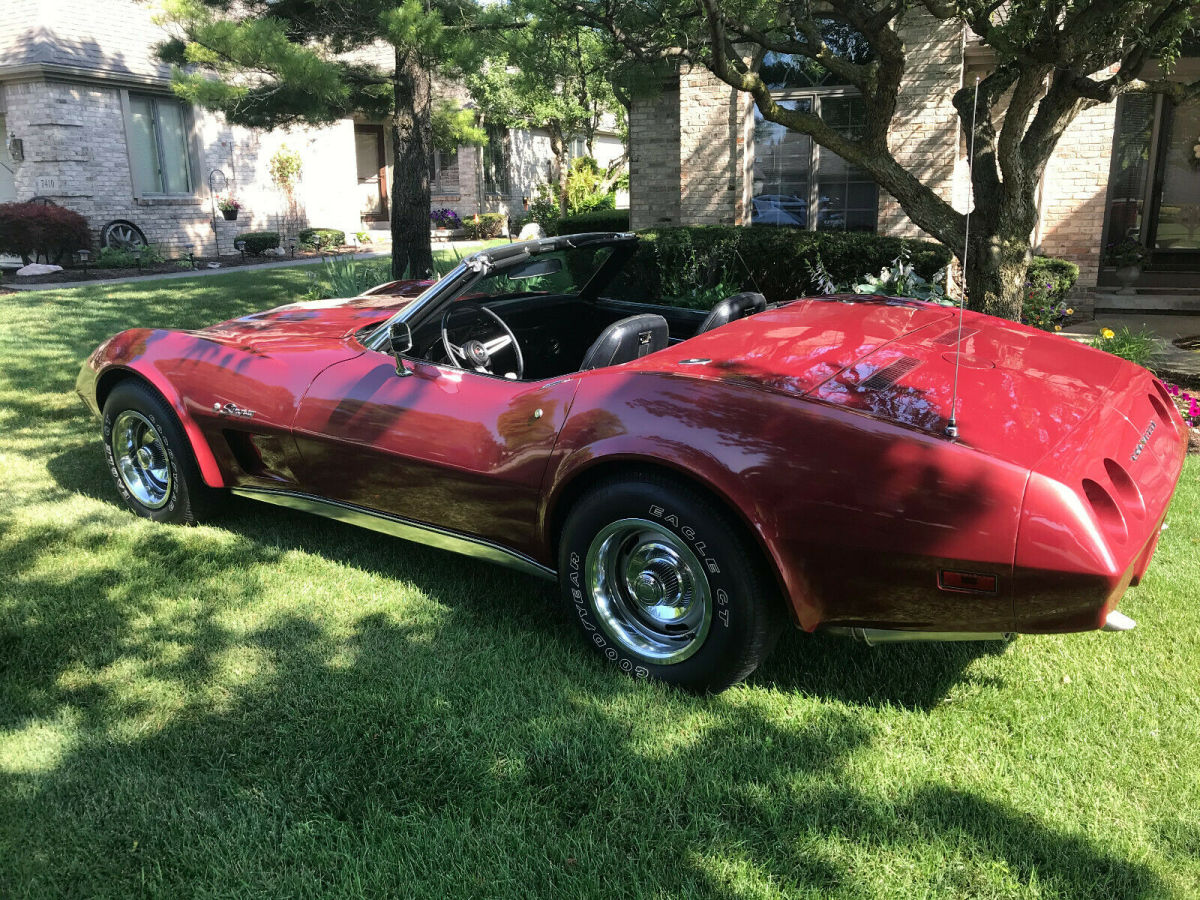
[580,314,669,370]
[696,291,768,334]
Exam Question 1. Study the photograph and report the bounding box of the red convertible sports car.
[78,233,1187,692]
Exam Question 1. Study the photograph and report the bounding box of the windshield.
[464,246,615,302]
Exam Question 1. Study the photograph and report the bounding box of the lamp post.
[75,249,89,274]
[288,240,297,259]
[236,240,247,261]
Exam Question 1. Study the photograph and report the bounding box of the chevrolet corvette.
[78,233,1187,692]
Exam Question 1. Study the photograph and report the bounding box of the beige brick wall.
[878,12,966,239]
[679,66,750,226]
[629,80,681,229]
[1036,102,1117,290]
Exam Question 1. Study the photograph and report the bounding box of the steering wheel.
[440,302,525,379]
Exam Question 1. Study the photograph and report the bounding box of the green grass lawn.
[2,267,1199,898]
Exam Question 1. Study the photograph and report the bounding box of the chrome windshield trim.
[230,487,556,581]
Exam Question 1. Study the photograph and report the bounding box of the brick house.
[0,0,623,258]
[628,11,1200,298]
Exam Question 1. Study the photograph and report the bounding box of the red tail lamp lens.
[1148,391,1173,428]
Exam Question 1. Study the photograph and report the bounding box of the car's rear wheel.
[102,381,224,524]
[558,473,785,693]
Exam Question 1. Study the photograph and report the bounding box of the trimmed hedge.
[0,202,90,264]
[235,231,281,256]
[557,209,630,235]
[298,227,346,249]
[1027,255,1079,302]
[463,213,507,240]
[626,226,951,307]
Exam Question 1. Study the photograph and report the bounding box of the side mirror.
[388,321,413,377]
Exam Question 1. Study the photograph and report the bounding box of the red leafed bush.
[0,202,91,265]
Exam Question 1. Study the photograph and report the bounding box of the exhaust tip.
[1102,610,1137,632]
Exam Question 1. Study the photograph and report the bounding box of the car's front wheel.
[102,381,224,524]
[558,473,785,693]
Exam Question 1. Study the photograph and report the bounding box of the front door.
[354,124,388,223]
[291,351,579,561]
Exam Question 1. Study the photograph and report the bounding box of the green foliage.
[235,231,281,256]
[631,226,951,307]
[298,228,346,250]
[1021,256,1080,331]
[556,209,630,235]
[1104,237,1150,267]
[1091,325,1160,368]
[94,245,168,268]
[850,249,951,305]
[463,213,507,240]
[565,156,615,215]
[269,145,303,193]
[432,100,487,154]
[307,255,394,299]
[527,183,562,235]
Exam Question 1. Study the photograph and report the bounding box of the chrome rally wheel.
[586,518,712,664]
[110,410,172,509]
[560,473,785,693]
[101,381,224,524]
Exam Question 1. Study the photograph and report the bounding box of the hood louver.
[932,327,978,346]
[862,356,922,391]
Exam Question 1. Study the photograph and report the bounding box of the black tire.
[101,381,224,524]
[558,472,785,693]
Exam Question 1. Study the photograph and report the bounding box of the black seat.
[580,314,669,370]
[696,291,767,334]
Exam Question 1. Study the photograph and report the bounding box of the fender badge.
[1130,420,1155,463]
[213,402,255,419]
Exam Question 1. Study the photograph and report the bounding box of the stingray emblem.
[1130,420,1156,463]
[213,401,255,419]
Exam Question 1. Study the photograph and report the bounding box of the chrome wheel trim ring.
[585,517,712,664]
[111,410,172,509]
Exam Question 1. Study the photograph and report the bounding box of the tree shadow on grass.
[0,606,1163,898]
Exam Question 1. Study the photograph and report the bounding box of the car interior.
[396,244,770,382]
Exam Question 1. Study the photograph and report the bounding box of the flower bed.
[1161,380,1200,453]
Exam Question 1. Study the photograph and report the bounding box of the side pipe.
[822,628,1013,646]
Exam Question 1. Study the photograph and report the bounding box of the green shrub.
[463,213,506,240]
[95,244,167,268]
[557,209,630,235]
[298,227,346,249]
[527,183,561,236]
[624,226,951,307]
[1021,255,1080,331]
[307,255,392,299]
[1091,325,1160,368]
[235,231,281,256]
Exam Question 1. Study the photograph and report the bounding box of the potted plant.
[430,208,461,238]
[218,195,241,221]
[1105,237,1148,294]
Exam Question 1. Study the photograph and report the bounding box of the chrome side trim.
[230,488,556,581]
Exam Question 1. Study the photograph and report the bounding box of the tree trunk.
[548,125,569,216]
[389,49,434,280]
[961,185,1040,321]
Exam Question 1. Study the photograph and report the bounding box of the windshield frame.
[361,232,638,353]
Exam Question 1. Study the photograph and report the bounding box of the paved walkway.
[1062,312,1200,383]
[0,239,490,292]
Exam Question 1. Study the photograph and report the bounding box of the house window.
[751,22,878,232]
[569,136,587,159]
[432,147,459,193]
[483,125,510,197]
[125,94,194,195]
[752,95,877,232]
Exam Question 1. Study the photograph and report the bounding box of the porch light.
[6,132,23,163]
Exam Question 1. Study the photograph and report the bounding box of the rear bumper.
[1012,371,1186,633]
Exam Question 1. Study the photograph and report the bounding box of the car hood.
[651,296,1132,471]
[196,282,430,350]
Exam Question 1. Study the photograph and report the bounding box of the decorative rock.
[263,247,287,257]
[517,223,546,241]
[15,263,64,277]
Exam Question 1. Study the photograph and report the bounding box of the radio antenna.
[946,77,980,441]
